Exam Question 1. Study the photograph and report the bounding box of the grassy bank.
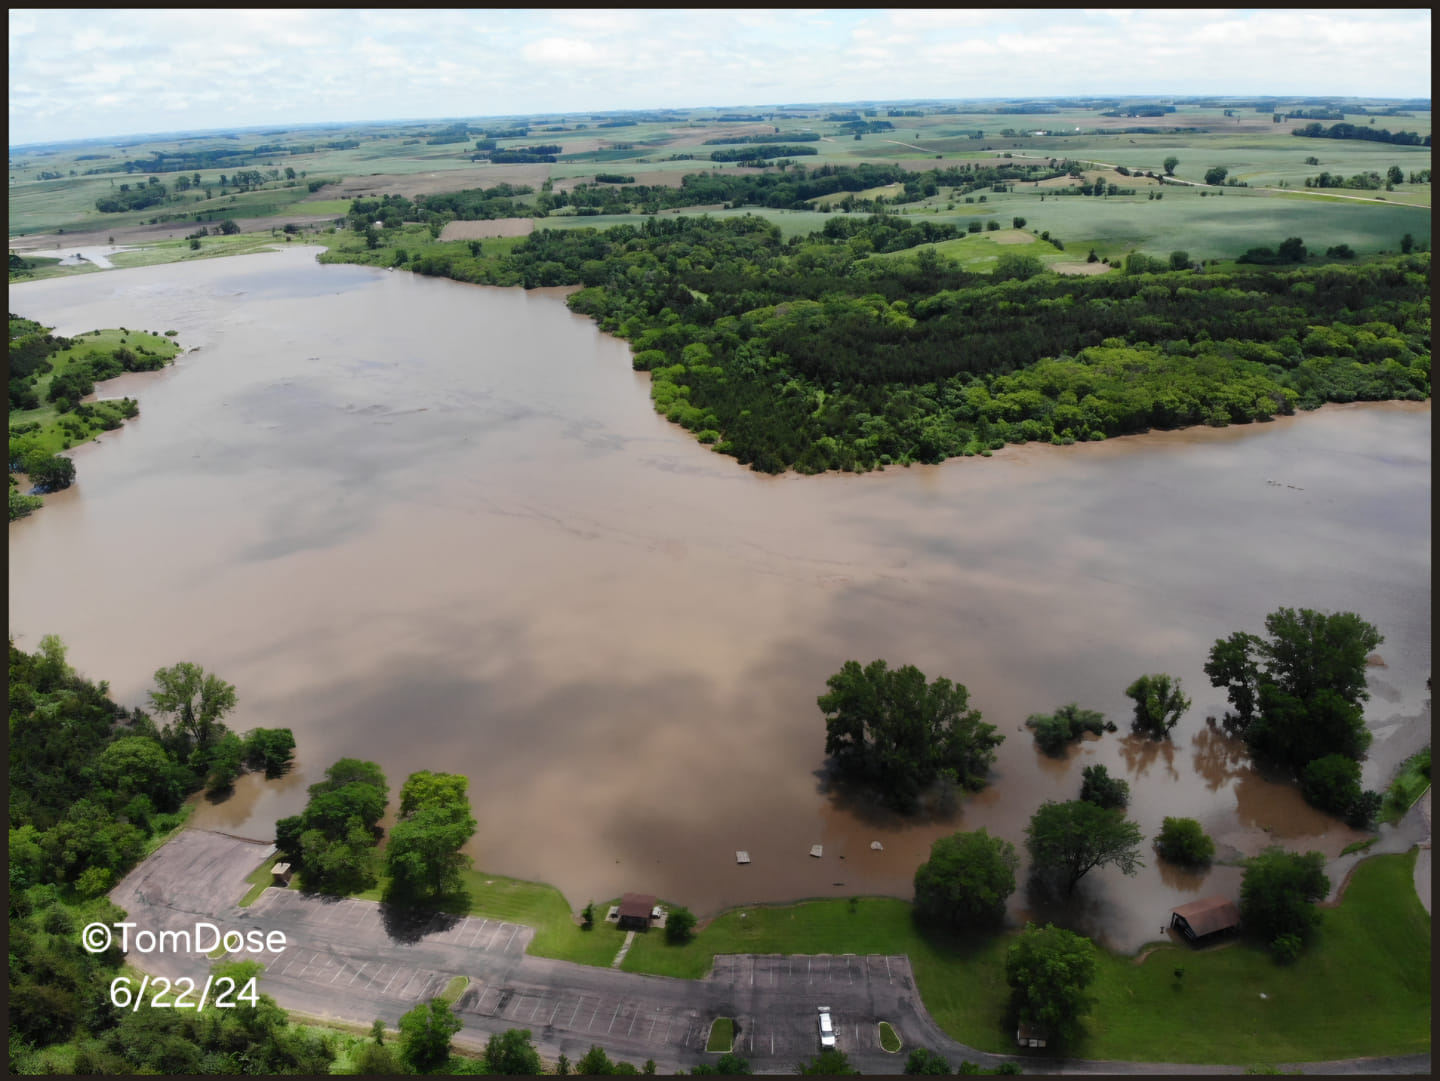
[619,855,1428,1063]
[252,850,1427,1063]
[1381,746,1431,825]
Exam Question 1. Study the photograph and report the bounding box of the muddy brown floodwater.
[8,248,1431,953]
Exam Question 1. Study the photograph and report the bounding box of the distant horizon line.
[10,93,1432,152]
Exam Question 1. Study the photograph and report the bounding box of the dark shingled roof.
[1172,896,1241,937]
[618,893,657,920]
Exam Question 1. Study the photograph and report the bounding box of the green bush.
[666,906,697,943]
[1154,816,1216,865]
[1079,764,1130,809]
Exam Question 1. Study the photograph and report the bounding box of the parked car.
[817,1005,836,1047]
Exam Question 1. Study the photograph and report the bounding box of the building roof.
[1172,896,1241,936]
[618,893,657,920]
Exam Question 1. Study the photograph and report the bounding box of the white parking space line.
[330,965,346,984]
[382,968,402,994]
[529,995,544,1021]
[503,925,520,952]
[399,970,423,997]
[467,919,490,946]
[589,999,602,1030]
[568,995,585,1029]
[276,954,296,976]
[348,963,368,986]
[607,1002,622,1034]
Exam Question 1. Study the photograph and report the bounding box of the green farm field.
[11,100,1431,276]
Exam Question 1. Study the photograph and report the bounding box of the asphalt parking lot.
[109,830,952,1072]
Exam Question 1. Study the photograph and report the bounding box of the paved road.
[110,830,1431,1074]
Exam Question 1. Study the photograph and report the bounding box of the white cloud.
[5,8,1432,145]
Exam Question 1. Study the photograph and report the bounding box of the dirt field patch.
[327,166,550,201]
[991,230,1036,245]
[1052,261,1112,275]
[438,218,535,241]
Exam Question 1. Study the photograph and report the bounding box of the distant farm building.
[1170,896,1241,942]
[617,892,658,930]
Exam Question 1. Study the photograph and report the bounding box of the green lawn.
[615,854,1427,1063]
[706,1017,735,1053]
[346,869,627,969]
[879,1020,902,1052]
[1381,747,1430,825]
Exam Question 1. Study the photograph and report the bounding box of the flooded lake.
[8,247,1431,952]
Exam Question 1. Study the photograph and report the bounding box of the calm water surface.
[9,248,1431,952]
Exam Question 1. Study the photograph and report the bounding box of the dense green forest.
[328,212,1430,474]
[7,638,312,1073]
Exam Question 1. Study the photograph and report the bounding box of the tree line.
[338,209,1428,474]
[1292,121,1430,146]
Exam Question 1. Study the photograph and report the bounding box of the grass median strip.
[879,1020,902,1052]
[706,1017,735,1053]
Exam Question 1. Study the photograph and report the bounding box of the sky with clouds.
[8,8,1432,146]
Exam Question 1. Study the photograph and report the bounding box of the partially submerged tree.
[1206,607,1382,771]
[148,661,237,756]
[1025,703,1107,755]
[820,659,1002,810]
[1079,764,1130,810]
[1154,816,1216,866]
[1124,673,1190,737]
[1025,799,1144,894]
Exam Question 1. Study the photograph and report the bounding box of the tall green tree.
[484,1027,542,1074]
[912,828,1018,929]
[1207,608,1381,770]
[147,661,237,754]
[1163,156,1179,175]
[1024,800,1144,894]
[819,659,1001,810]
[1124,673,1190,737]
[397,998,461,1072]
[275,758,389,894]
[385,770,477,901]
[1078,764,1129,809]
[1239,848,1329,955]
[1203,631,1264,727]
[1005,922,1097,1044]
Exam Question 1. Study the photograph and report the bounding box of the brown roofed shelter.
[1170,896,1241,942]
[617,893,657,930]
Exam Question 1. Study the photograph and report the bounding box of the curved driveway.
[110,829,1429,1074]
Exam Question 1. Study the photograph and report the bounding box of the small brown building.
[1015,1020,1049,1048]
[271,862,293,886]
[1170,896,1241,942]
[617,893,657,930]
